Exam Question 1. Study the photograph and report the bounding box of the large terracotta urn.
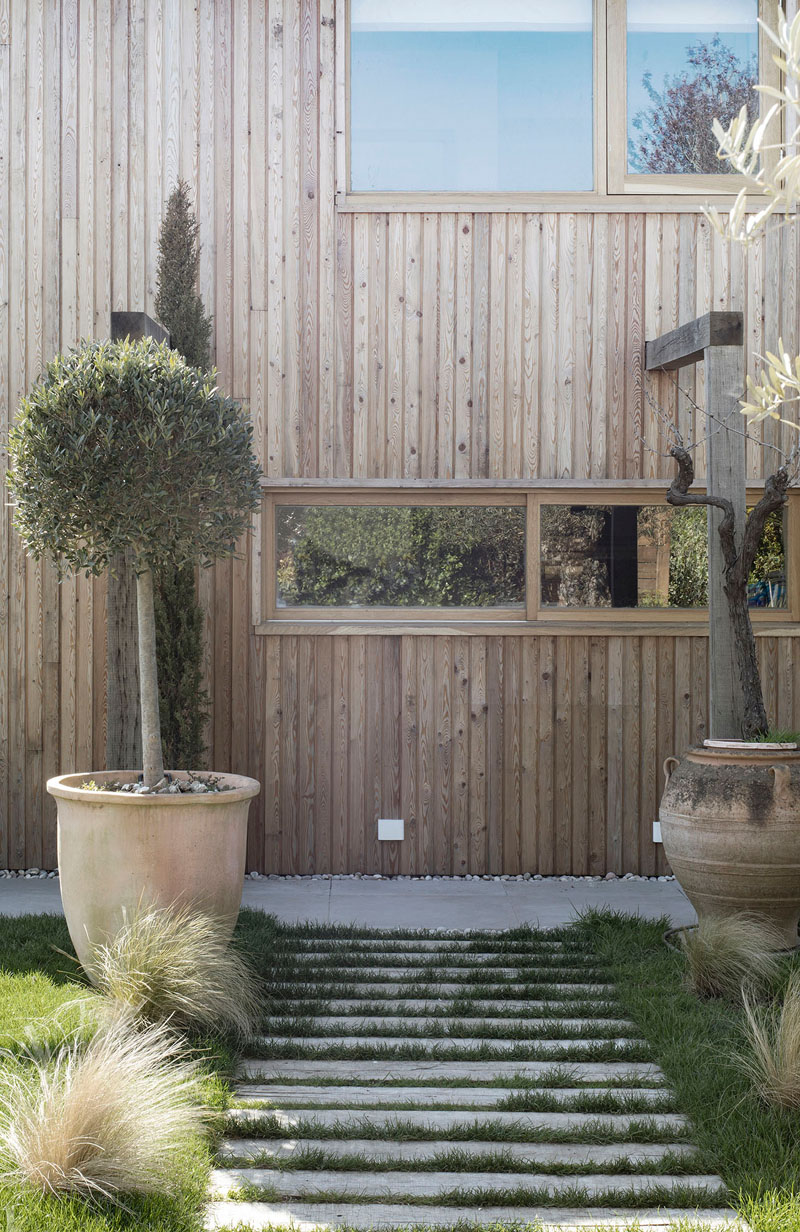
[659,742,800,948]
[47,770,260,978]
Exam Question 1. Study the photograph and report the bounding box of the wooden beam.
[645,311,743,371]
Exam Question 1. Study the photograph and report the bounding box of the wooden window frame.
[254,481,800,632]
[335,0,785,213]
[259,487,529,624]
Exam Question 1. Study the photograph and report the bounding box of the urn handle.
[770,764,792,804]
[663,756,680,789]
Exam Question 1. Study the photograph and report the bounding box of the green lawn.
[0,913,232,1232]
[573,910,800,1232]
[1,909,799,1231]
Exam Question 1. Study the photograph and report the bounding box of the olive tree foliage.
[8,338,262,787]
[705,10,800,419]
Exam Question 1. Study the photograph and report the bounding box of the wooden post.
[705,344,747,737]
[106,313,169,771]
[645,311,746,739]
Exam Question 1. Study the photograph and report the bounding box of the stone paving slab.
[216,1139,697,1166]
[236,1059,666,1084]
[234,1085,670,1109]
[204,1200,743,1230]
[226,1107,690,1133]
[209,1168,726,1200]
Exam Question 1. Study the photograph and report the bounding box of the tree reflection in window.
[627,2,759,175]
[541,504,786,609]
[276,504,525,608]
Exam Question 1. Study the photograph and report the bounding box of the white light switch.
[652,821,662,844]
[378,818,404,841]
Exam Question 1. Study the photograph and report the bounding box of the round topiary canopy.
[8,338,262,575]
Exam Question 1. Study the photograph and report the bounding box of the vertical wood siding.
[0,0,798,870]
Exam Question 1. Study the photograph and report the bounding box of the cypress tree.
[153,181,212,768]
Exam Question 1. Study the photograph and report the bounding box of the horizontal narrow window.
[540,504,786,610]
[350,0,594,192]
[275,504,526,608]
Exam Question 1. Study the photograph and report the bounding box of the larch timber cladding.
[0,0,799,871]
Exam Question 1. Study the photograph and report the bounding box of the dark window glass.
[540,504,786,609]
[276,505,526,608]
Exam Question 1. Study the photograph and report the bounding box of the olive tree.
[706,11,800,416]
[8,338,261,789]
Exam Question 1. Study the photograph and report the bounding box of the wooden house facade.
[1,0,799,875]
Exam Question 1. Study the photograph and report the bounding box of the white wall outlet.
[378,818,404,842]
[652,821,662,844]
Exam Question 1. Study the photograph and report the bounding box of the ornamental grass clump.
[7,338,261,789]
[0,1019,203,1202]
[739,972,800,1110]
[680,915,783,1000]
[89,904,262,1037]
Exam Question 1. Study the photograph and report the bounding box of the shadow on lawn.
[0,912,84,984]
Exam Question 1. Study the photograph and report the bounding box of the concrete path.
[0,874,697,929]
[206,933,739,1232]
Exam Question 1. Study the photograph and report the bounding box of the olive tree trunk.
[667,445,789,741]
[135,566,165,789]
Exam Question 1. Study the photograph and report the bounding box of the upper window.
[625,1,759,176]
[343,0,779,201]
[349,1,594,192]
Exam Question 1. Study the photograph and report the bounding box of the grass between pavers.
[574,910,800,1232]
[236,1071,667,1090]
[234,1094,677,1116]
[0,912,234,1232]
[247,1041,651,1063]
[277,996,621,1014]
[263,1020,641,1042]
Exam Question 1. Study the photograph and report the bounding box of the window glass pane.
[276,505,526,608]
[540,505,786,609]
[627,0,759,175]
[350,1,593,192]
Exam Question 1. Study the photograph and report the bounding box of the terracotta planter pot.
[47,770,260,977]
[659,743,800,948]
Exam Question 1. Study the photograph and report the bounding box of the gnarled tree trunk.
[666,446,788,741]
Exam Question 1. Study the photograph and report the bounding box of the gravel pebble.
[0,867,676,884]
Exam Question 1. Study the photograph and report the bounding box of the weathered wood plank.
[645,310,743,372]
